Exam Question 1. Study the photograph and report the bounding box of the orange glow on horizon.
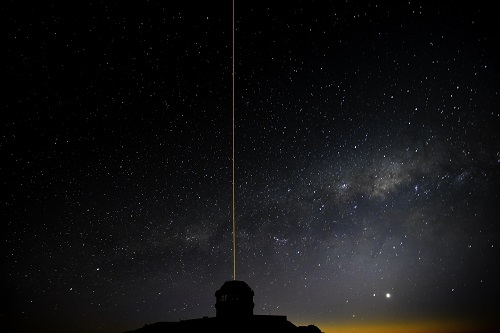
[298,318,496,333]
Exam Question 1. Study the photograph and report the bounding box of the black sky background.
[2,1,500,333]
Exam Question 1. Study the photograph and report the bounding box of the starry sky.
[3,1,500,333]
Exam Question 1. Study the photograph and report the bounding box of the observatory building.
[124,280,323,333]
[215,280,255,318]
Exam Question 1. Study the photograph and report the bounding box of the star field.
[2,1,499,333]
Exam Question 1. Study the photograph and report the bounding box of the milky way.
[3,1,499,333]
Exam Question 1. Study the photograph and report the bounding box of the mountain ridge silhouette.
[123,280,324,333]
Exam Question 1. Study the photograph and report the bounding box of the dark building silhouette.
[215,280,255,318]
[124,280,323,333]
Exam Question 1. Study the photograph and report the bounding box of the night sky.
[3,1,500,333]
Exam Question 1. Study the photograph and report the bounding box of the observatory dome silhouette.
[123,279,323,333]
[215,280,255,318]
